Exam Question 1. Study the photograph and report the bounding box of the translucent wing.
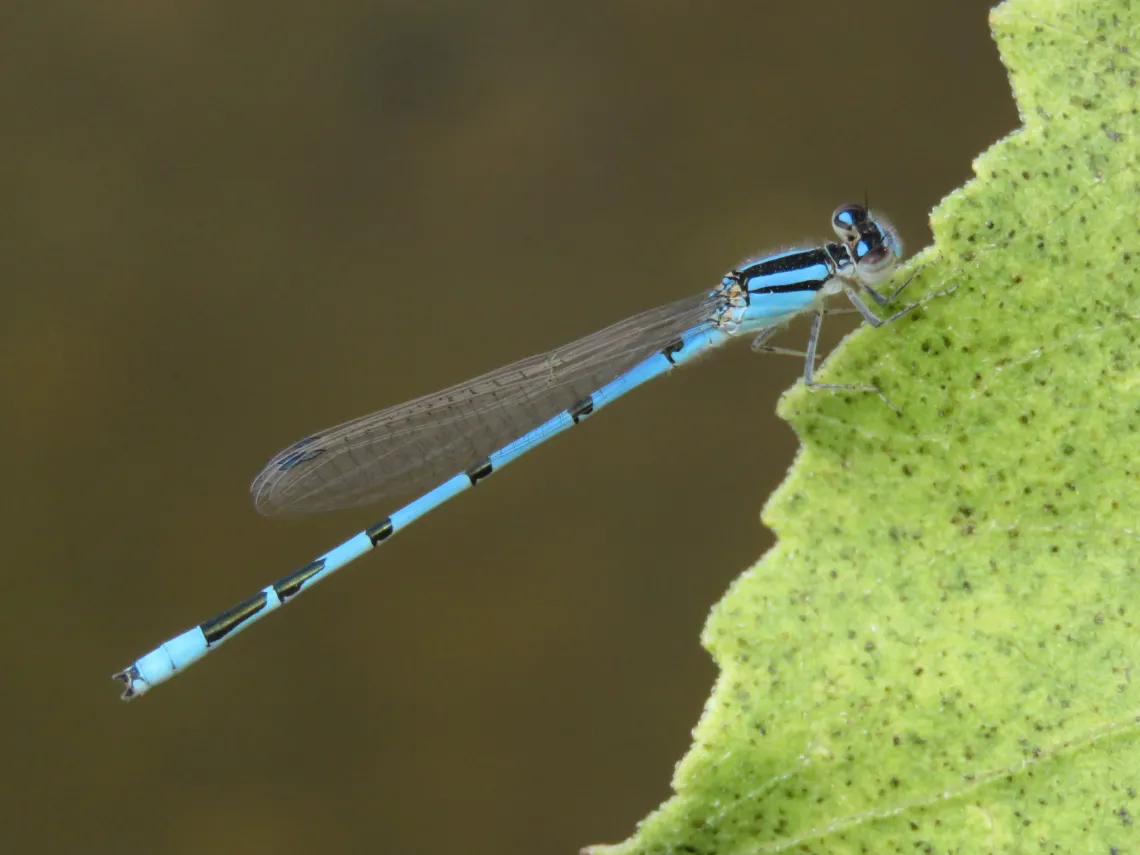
[251,290,721,516]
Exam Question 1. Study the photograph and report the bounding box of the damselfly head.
[831,203,903,285]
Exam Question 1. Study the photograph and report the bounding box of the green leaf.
[588,1,1140,852]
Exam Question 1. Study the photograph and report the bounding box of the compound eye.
[852,223,904,283]
[856,244,895,277]
[831,203,870,242]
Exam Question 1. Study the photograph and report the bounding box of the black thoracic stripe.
[273,558,326,601]
[569,397,595,423]
[662,339,684,364]
[467,458,493,484]
[201,593,268,644]
[739,246,835,295]
[366,517,394,545]
[752,281,826,294]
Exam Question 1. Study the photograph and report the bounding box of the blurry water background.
[2,2,1017,853]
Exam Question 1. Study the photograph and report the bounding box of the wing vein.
[250,291,720,516]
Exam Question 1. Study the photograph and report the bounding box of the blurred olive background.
[2,2,1017,853]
